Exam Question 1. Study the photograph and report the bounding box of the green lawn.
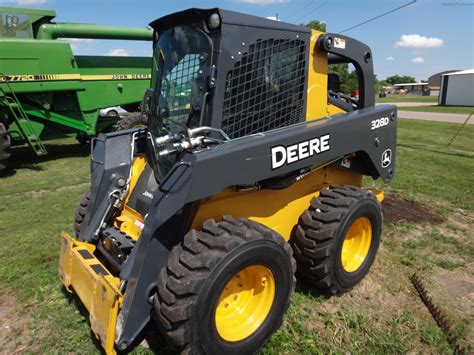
[0,120,473,353]
[398,105,474,115]
[376,94,438,103]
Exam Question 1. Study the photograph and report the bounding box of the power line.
[286,0,327,24]
[295,1,329,24]
[338,0,417,34]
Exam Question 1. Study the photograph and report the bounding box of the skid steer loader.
[59,8,397,354]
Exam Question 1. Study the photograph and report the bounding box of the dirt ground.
[382,195,445,225]
[0,292,30,354]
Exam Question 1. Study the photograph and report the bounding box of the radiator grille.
[222,38,307,139]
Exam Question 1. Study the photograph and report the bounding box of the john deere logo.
[271,134,331,170]
[381,149,392,168]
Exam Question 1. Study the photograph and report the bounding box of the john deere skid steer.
[59,8,397,354]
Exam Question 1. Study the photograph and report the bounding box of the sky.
[1,0,473,81]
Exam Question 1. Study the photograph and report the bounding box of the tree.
[305,20,326,32]
[386,75,416,85]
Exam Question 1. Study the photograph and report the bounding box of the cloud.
[386,56,394,61]
[411,56,424,64]
[107,48,129,56]
[238,0,287,5]
[64,38,94,50]
[395,34,444,48]
[266,16,279,21]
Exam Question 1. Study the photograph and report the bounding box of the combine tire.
[74,191,91,238]
[106,109,119,117]
[154,216,296,354]
[115,112,147,130]
[293,185,382,294]
[0,123,11,170]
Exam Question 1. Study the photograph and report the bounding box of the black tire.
[293,185,382,295]
[154,216,296,354]
[74,191,91,238]
[115,112,147,131]
[0,123,11,170]
[106,109,119,117]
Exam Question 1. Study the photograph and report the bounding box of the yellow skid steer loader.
[59,8,396,354]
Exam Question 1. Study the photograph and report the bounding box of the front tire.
[154,216,296,354]
[293,185,382,294]
[0,123,11,170]
[74,191,91,238]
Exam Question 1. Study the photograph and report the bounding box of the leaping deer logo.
[381,149,392,168]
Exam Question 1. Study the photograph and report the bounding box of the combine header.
[0,6,152,169]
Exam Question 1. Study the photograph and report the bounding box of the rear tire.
[292,185,382,294]
[106,109,119,117]
[115,112,147,130]
[74,191,91,238]
[0,123,11,170]
[154,216,296,354]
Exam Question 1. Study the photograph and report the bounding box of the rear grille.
[222,38,307,139]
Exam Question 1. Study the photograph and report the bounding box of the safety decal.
[334,37,346,49]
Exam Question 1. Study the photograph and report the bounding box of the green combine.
[0,6,153,169]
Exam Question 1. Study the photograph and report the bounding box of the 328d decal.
[371,117,389,130]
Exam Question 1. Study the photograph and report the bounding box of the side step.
[59,232,122,354]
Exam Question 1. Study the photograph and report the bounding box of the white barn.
[439,69,474,106]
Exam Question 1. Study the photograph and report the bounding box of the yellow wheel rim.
[215,265,275,342]
[341,217,372,272]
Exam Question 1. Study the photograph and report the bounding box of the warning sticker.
[334,37,346,49]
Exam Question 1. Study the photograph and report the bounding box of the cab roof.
[149,8,310,34]
[0,6,55,23]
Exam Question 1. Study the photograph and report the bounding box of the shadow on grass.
[61,286,173,354]
[295,276,332,300]
[1,142,89,177]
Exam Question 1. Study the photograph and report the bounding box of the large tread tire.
[74,191,91,238]
[0,123,11,170]
[154,216,296,354]
[115,112,147,131]
[293,185,382,295]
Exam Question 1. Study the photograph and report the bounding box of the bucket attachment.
[59,232,122,354]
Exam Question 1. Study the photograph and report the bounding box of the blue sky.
[2,0,473,81]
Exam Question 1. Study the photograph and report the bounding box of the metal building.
[439,69,474,106]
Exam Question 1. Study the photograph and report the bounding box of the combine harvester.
[0,6,152,169]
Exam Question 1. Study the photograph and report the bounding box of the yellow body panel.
[59,232,122,355]
[114,156,146,240]
[191,166,363,240]
[306,29,346,121]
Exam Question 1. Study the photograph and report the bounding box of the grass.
[1,119,473,353]
[376,94,438,103]
[398,105,474,115]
